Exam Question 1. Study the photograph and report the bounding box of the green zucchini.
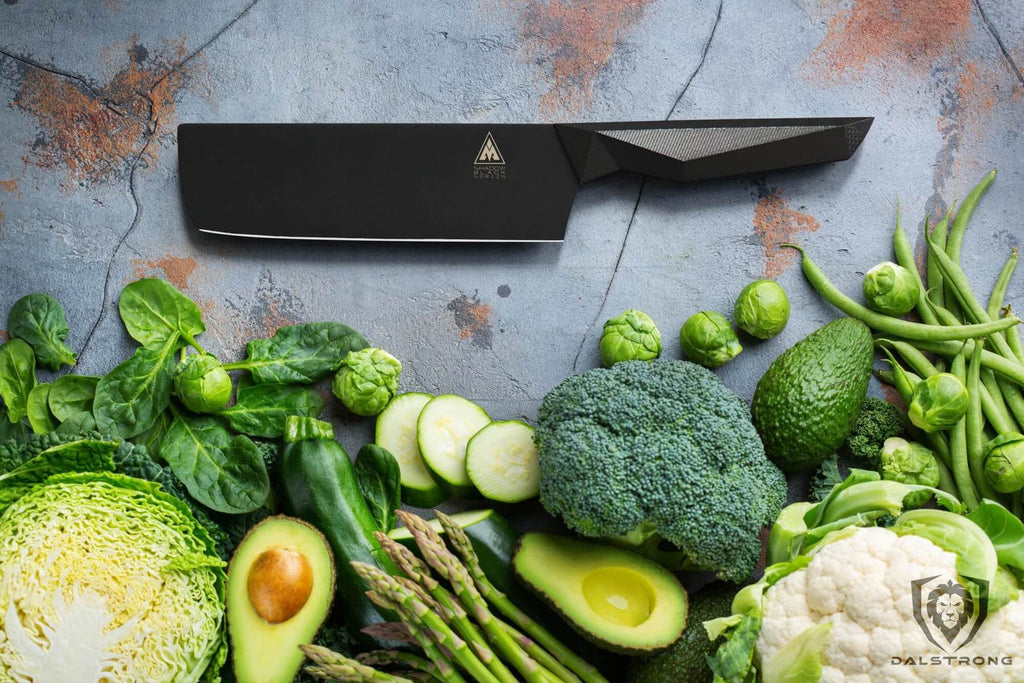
[278,416,397,643]
[376,392,448,507]
[417,394,490,497]
[466,420,540,503]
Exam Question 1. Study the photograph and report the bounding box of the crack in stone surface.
[973,0,1024,88]
[570,0,723,371]
[0,48,127,118]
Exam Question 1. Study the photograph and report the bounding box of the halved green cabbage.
[0,471,226,683]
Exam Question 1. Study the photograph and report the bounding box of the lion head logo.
[912,574,988,653]
[926,580,974,642]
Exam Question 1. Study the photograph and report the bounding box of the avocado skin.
[625,583,736,683]
[751,318,873,473]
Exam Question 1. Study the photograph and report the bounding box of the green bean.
[878,347,952,469]
[987,248,1018,320]
[1005,305,1024,364]
[786,244,1020,341]
[981,369,1010,422]
[944,170,997,324]
[946,168,997,266]
[967,341,1000,499]
[893,203,939,325]
[950,353,980,510]
[934,455,959,498]
[927,238,1022,363]
[995,376,1024,432]
[906,338,1024,387]
[876,369,922,388]
[928,203,955,309]
[930,302,961,327]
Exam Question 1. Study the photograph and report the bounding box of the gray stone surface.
[1,0,1022,475]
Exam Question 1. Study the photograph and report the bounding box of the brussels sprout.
[733,280,790,340]
[679,311,742,368]
[907,372,968,433]
[983,432,1024,493]
[173,353,232,413]
[598,309,662,367]
[332,347,402,417]
[880,437,940,508]
[863,261,920,316]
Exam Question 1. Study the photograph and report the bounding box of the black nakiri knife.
[178,117,872,242]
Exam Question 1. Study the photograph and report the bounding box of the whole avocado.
[751,318,873,472]
[625,583,736,683]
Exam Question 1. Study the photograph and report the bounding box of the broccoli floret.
[844,397,906,469]
[535,360,787,583]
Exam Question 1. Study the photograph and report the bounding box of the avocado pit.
[247,547,314,624]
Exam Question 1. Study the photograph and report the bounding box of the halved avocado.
[513,533,687,654]
[227,516,335,683]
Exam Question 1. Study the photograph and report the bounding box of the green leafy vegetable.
[0,439,118,512]
[598,309,662,366]
[161,413,271,514]
[118,278,206,350]
[93,336,178,439]
[733,280,790,340]
[25,383,56,434]
[332,348,402,417]
[353,444,402,532]
[679,311,742,368]
[218,382,325,437]
[0,471,226,682]
[966,500,1024,574]
[0,339,37,424]
[7,293,77,370]
[47,374,99,422]
[225,322,369,384]
[983,432,1024,493]
[130,409,172,460]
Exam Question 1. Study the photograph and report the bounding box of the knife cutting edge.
[178,117,872,243]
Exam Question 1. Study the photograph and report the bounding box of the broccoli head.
[844,397,906,469]
[535,360,787,583]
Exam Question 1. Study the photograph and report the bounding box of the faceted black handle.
[554,117,872,185]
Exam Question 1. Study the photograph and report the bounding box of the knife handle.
[554,118,871,185]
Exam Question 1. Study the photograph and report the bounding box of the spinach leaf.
[160,414,270,514]
[54,411,98,434]
[8,294,77,370]
[48,375,100,422]
[118,278,206,350]
[93,335,178,438]
[225,322,368,384]
[353,444,402,533]
[0,339,37,424]
[26,384,57,434]
[131,409,172,460]
[217,383,325,437]
[966,500,1024,574]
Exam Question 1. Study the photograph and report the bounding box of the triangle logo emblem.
[474,131,505,165]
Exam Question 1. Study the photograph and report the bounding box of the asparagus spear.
[301,645,417,683]
[358,650,444,681]
[430,511,611,683]
[397,511,553,683]
[376,532,519,683]
[354,561,500,683]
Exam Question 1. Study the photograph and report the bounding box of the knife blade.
[178,117,872,243]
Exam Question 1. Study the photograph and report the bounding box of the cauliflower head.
[759,527,1024,683]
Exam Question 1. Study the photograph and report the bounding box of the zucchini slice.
[376,392,447,507]
[466,420,539,503]
[417,394,490,497]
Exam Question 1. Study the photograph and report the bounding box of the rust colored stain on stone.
[517,0,647,114]
[753,190,820,278]
[802,0,972,82]
[0,179,21,199]
[0,331,9,342]
[132,255,198,291]
[448,293,494,349]
[13,36,196,186]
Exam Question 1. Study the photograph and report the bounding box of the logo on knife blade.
[473,132,506,180]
